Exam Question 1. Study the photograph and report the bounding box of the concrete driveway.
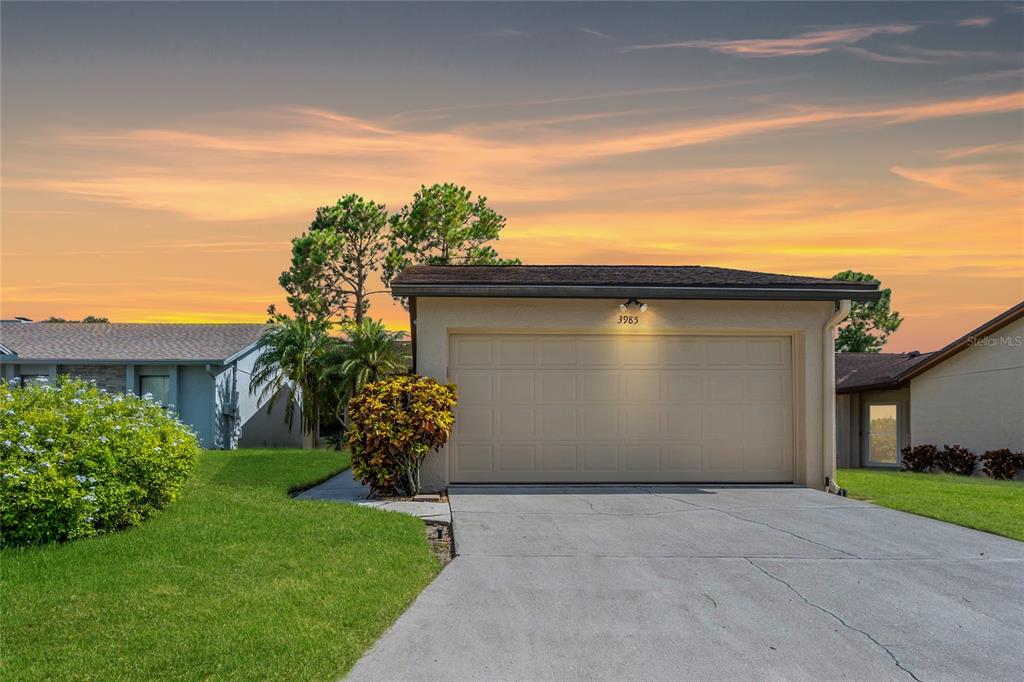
[348,485,1024,681]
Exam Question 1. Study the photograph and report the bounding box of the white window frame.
[138,374,171,407]
[864,402,900,467]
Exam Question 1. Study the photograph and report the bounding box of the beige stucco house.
[837,301,1024,469]
[391,265,881,492]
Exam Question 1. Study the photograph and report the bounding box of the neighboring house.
[0,322,303,450]
[392,264,881,492]
[837,301,1024,468]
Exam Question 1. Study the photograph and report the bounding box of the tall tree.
[383,183,519,288]
[832,270,903,352]
[279,194,390,323]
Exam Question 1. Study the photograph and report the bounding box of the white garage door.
[449,333,794,483]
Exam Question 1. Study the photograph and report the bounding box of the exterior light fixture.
[621,298,648,312]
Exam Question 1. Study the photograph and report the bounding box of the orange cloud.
[623,24,918,57]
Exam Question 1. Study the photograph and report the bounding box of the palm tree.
[325,318,409,423]
[250,315,335,436]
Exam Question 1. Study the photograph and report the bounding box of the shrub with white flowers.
[0,377,200,548]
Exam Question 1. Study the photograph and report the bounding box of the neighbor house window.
[139,375,170,406]
[867,403,899,465]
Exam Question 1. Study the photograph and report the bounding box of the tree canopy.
[278,194,391,323]
[383,183,519,289]
[832,270,902,352]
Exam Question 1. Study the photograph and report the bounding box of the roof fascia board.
[0,359,229,366]
[391,284,881,302]
[897,301,1024,382]
[221,339,263,366]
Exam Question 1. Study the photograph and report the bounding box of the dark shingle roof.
[391,265,881,301]
[835,352,933,393]
[395,265,872,288]
[0,323,270,363]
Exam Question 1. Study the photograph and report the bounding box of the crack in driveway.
[747,558,923,682]
[639,489,862,559]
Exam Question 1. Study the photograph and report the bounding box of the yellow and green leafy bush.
[347,375,456,496]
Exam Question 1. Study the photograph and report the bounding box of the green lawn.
[1,449,442,681]
[839,468,1024,542]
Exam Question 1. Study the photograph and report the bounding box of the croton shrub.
[900,444,938,472]
[347,375,457,497]
[0,378,200,548]
[980,449,1024,481]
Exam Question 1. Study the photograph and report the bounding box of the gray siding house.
[0,322,302,450]
[837,301,1024,468]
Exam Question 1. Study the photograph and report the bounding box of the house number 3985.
[618,315,640,325]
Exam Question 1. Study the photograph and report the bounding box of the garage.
[391,264,881,490]
[449,333,793,483]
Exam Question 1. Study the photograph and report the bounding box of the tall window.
[139,375,170,406]
[867,404,898,465]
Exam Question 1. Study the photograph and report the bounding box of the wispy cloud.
[578,27,615,41]
[940,141,1024,159]
[957,17,994,27]
[842,47,936,65]
[473,28,529,39]
[622,24,918,57]
[890,163,1022,198]
[949,66,1024,82]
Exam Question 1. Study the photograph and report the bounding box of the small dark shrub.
[1,378,200,548]
[935,444,976,476]
[347,375,456,497]
[980,449,1024,480]
[901,444,938,472]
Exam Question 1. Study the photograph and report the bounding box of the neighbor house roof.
[897,300,1024,382]
[836,352,933,393]
[0,323,270,364]
[835,300,1024,393]
[391,265,881,301]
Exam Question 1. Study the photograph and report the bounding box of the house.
[391,264,881,492]
[0,322,303,450]
[837,301,1024,468]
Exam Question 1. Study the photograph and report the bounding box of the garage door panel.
[456,407,493,438]
[581,444,619,472]
[666,374,702,401]
[623,406,661,436]
[496,408,535,438]
[540,406,578,438]
[454,444,494,473]
[581,406,618,438]
[623,444,660,471]
[540,444,577,471]
[497,374,535,402]
[453,373,493,402]
[624,373,661,401]
[666,405,702,437]
[449,334,793,483]
[581,374,619,401]
[539,373,576,402]
[452,337,493,367]
[538,339,577,366]
[578,338,619,366]
[497,444,537,472]
[748,338,788,366]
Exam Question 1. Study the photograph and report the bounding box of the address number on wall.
[618,315,640,325]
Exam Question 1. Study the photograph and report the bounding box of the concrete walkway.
[295,470,451,524]
[348,485,1024,681]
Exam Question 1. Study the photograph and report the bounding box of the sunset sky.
[2,2,1022,352]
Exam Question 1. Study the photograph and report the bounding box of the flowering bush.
[347,375,456,497]
[1,378,200,548]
